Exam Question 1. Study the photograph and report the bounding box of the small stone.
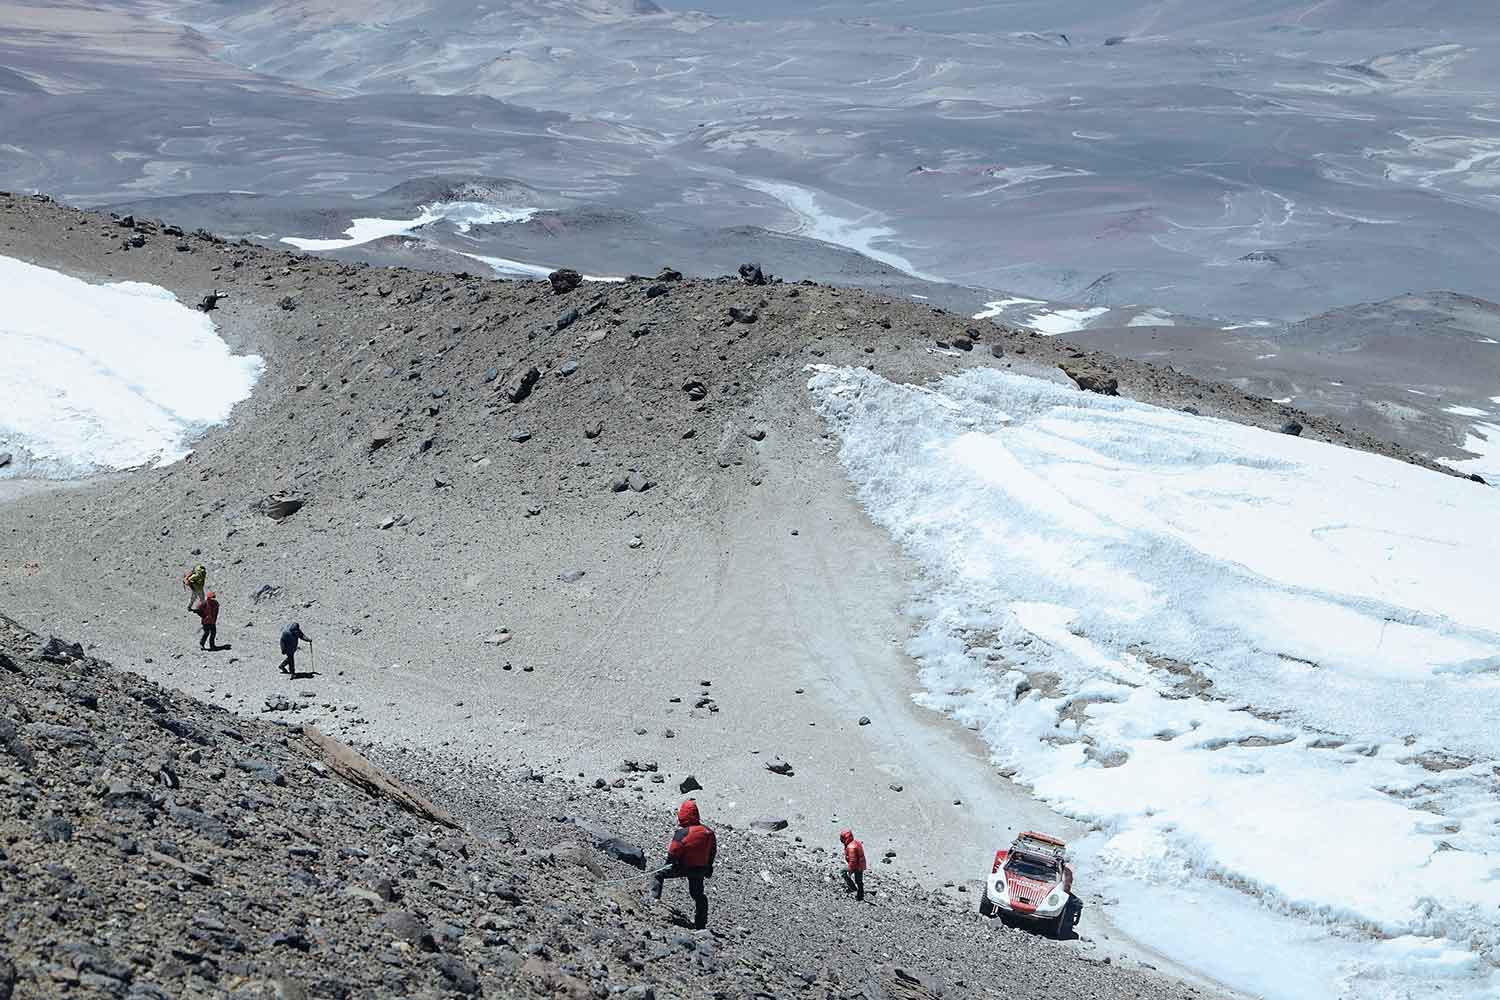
[510,429,532,443]
[1281,421,1304,436]
[558,569,586,583]
[37,816,74,843]
[628,537,643,549]
[749,816,788,833]
[889,782,904,792]
[679,775,702,793]
[858,716,871,726]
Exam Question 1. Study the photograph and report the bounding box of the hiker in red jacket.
[191,591,220,650]
[840,828,867,901]
[652,799,717,929]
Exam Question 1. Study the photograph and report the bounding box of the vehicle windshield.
[1004,854,1059,881]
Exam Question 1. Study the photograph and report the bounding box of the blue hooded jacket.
[280,623,307,655]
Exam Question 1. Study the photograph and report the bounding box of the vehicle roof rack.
[1012,831,1067,860]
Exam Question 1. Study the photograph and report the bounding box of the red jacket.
[840,829,866,872]
[195,598,220,626]
[666,800,717,873]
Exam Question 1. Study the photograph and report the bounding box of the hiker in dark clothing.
[652,799,717,929]
[278,622,311,674]
[840,828,867,901]
[192,591,220,650]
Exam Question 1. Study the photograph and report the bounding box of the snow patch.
[460,252,623,283]
[1445,405,1491,418]
[972,296,1044,320]
[1446,421,1500,482]
[1127,309,1175,327]
[1024,306,1109,335]
[746,179,944,283]
[810,365,1500,1000]
[0,255,263,476]
[283,201,537,251]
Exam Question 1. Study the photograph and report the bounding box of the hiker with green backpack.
[183,564,207,611]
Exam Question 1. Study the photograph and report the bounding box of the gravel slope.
[0,614,1217,999]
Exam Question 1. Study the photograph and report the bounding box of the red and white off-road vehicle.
[978,831,1082,937]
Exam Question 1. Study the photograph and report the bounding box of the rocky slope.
[2,189,1463,999]
[0,614,1212,999]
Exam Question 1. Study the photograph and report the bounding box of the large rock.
[369,427,397,452]
[738,263,768,285]
[260,492,305,519]
[749,816,789,833]
[549,842,603,879]
[1060,365,1119,396]
[548,268,583,294]
[434,956,480,996]
[375,910,438,951]
[569,818,648,870]
[506,366,541,404]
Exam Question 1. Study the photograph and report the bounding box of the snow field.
[809,365,1500,1000]
[0,256,264,476]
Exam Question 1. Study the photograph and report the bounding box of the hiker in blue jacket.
[278,622,311,674]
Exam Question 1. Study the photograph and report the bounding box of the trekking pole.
[310,641,316,677]
[599,866,672,886]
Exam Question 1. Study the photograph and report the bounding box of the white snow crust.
[0,255,263,476]
[810,365,1500,1000]
[1024,305,1109,334]
[282,201,537,251]
[972,296,1045,320]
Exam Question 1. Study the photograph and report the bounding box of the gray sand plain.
[6,1,1497,471]
[5,0,1500,326]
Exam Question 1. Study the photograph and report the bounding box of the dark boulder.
[506,366,541,404]
[548,269,583,294]
[1060,365,1119,396]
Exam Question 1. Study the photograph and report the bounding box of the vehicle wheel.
[978,896,994,918]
